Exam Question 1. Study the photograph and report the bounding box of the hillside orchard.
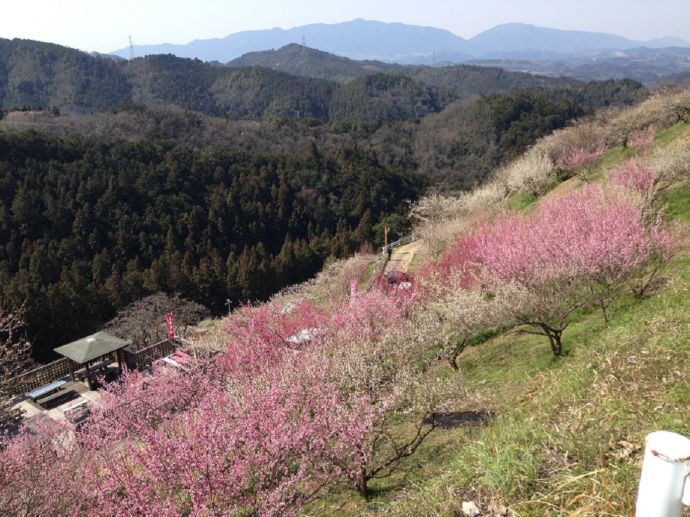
[0,159,679,514]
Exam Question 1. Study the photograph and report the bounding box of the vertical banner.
[350,279,358,306]
[165,313,175,340]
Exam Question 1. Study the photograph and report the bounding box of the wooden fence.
[122,339,179,371]
[6,358,72,395]
[7,338,194,395]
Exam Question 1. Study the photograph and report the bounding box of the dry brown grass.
[650,133,690,185]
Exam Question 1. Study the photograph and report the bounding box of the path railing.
[381,233,416,254]
[5,358,73,395]
[121,338,180,371]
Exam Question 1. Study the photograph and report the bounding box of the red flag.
[165,313,175,340]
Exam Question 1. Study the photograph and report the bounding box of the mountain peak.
[110,19,690,64]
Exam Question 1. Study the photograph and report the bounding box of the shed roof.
[53,331,131,364]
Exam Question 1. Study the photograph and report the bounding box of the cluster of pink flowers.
[1,285,415,515]
[558,142,608,174]
[74,362,378,515]
[628,125,656,155]
[475,182,670,285]
[419,175,676,353]
[610,158,657,195]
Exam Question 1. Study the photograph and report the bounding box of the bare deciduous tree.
[1,299,33,431]
[102,292,210,346]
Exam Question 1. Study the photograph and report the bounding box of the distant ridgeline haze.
[0,37,649,118]
[109,20,690,83]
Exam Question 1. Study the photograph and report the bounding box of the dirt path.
[384,240,423,274]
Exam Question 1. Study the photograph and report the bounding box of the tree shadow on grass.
[425,409,494,429]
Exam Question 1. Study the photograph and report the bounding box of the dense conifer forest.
[0,132,421,359]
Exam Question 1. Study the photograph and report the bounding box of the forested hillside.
[2,80,689,517]
[0,39,131,111]
[0,38,646,122]
[0,36,655,359]
[0,132,422,359]
[228,43,390,83]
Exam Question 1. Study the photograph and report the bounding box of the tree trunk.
[589,282,610,324]
[544,328,563,356]
[599,299,610,324]
[355,469,369,495]
[448,339,467,371]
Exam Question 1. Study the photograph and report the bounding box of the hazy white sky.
[1,0,689,52]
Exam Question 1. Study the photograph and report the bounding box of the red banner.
[165,313,175,340]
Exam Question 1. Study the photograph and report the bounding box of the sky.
[1,0,689,53]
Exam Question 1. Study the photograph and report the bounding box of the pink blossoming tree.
[627,125,656,156]
[434,180,676,353]
[558,142,608,182]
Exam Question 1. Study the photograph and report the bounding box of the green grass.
[664,183,690,221]
[379,165,690,516]
[654,121,690,147]
[387,251,690,515]
[506,191,538,211]
[591,145,632,180]
[307,123,690,516]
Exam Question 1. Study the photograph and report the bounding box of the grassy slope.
[308,123,690,516]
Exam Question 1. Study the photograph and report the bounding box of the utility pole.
[384,226,392,261]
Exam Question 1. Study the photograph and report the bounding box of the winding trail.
[384,240,423,274]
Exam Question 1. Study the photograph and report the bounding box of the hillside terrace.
[6,333,209,431]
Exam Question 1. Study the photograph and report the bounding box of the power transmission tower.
[129,36,134,60]
[302,35,306,47]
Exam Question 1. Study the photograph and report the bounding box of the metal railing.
[381,233,416,254]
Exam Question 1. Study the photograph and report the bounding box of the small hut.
[54,332,131,390]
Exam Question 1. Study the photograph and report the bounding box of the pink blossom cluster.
[558,143,608,172]
[221,300,328,376]
[416,231,482,297]
[628,125,656,154]
[473,182,671,287]
[1,288,412,515]
[610,159,657,194]
[73,361,378,516]
[419,177,676,352]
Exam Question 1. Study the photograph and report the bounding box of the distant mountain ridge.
[228,43,393,83]
[466,23,663,56]
[0,37,653,119]
[111,19,690,64]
